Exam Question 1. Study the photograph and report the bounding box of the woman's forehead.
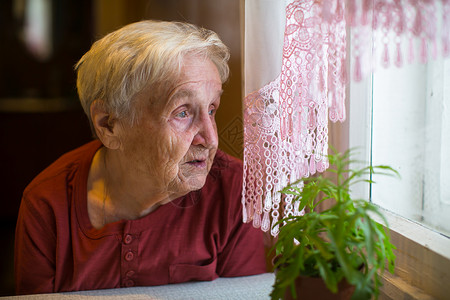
[135,56,222,111]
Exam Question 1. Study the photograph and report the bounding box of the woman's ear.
[90,100,121,150]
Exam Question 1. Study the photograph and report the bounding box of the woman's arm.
[14,195,56,295]
[216,218,267,277]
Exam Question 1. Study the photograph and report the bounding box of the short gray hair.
[75,20,230,131]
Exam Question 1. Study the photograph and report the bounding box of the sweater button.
[124,234,133,245]
[126,270,135,277]
[125,251,134,261]
[125,279,135,287]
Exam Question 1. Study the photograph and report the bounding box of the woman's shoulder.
[204,149,243,202]
[22,140,101,203]
[210,149,243,177]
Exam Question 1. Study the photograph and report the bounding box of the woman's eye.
[176,111,188,118]
[208,108,215,116]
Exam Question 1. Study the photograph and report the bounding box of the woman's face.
[114,55,223,199]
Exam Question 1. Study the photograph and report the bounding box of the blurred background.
[0,0,242,295]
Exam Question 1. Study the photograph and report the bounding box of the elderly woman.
[14,20,266,295]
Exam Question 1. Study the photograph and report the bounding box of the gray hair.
[75,20,230,131]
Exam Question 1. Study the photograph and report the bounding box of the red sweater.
[15,141,266,295]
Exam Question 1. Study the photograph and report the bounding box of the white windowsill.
[372,208,450,299]
[373,208,450,260]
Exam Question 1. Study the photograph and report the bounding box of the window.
[346,0,450,235]
[348,28,450,299]
[371,57,450,237]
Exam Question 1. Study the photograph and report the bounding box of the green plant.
[271,148,399,300]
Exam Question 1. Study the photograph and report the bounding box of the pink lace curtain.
[242,0,450,236]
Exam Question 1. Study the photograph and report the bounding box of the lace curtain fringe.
[242,0,449,236]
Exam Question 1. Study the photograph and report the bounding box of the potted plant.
[271,148,399,300]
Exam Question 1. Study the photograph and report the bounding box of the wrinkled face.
[115,55,222,199]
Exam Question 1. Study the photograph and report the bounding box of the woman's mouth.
[186,159,207,168]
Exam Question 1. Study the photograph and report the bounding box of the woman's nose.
[192,112,218,148]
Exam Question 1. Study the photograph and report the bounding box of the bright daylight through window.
[349,28,450,238]
[370,54,450,238]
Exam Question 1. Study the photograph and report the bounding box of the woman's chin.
[185,176,208,192]
[168,175,207,198]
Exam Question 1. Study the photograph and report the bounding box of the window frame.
[348,74,450,299]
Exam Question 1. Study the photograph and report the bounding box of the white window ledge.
[373,209,450,300]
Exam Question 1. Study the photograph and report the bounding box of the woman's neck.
[87,147,179,228]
